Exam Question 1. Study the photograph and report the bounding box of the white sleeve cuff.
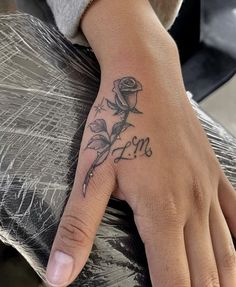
[47,0,183,47]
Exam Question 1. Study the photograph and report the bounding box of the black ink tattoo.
[112,136,152,163]
[83,76,152,196]
[93,97,106,117]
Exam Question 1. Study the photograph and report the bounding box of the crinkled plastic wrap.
[0,14,235,287]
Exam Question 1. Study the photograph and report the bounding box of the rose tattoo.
[107,77,142,114]
[83,76,152,196]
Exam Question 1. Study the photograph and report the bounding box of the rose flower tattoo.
[83,76,152,196]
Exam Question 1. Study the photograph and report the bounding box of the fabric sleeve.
[46,0,183,47]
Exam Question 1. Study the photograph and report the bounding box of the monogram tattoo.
[112,136,152,163]
[83,76,153,196]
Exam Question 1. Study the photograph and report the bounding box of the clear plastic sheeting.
[0,14,235,287]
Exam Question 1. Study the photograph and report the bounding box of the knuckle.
[191,177,209,212]
[156,193,181,219]
[200,271,219,287]
[160,201,181,224]
[169,275,190,287]
[149,196,183,227]
[221,249,236,270]
[149,193,186,228]
[58,214,93,248]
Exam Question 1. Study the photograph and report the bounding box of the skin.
[46,0,236,286]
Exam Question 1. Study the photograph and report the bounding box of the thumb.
[45,159,115,287]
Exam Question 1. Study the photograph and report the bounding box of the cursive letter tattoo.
[112,136,153,163]
[82,76,153,196]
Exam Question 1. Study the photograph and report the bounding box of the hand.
[45,58,236,286]
[45,0,236,285]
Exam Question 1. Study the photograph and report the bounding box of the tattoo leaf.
[122,122,134,132]
[111,121,123,135]
[131,108,143,114]
[106,99,117,110]
[89,119,107,133]
[111,121,134,135]
[113,109,124,116]
[86,134,110,150]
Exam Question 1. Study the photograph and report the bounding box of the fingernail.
[46,251,74,286]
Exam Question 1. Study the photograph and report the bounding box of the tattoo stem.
[83,112,129,196]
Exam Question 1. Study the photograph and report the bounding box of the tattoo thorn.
[82,184,86,197]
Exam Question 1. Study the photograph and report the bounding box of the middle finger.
[184,212,220,286]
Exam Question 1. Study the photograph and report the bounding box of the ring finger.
[184,213,220,286]
[209,201,236,286]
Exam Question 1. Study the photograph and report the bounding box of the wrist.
[80,0,177,66]
[97,42,186,104]
[98,34,177,71]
